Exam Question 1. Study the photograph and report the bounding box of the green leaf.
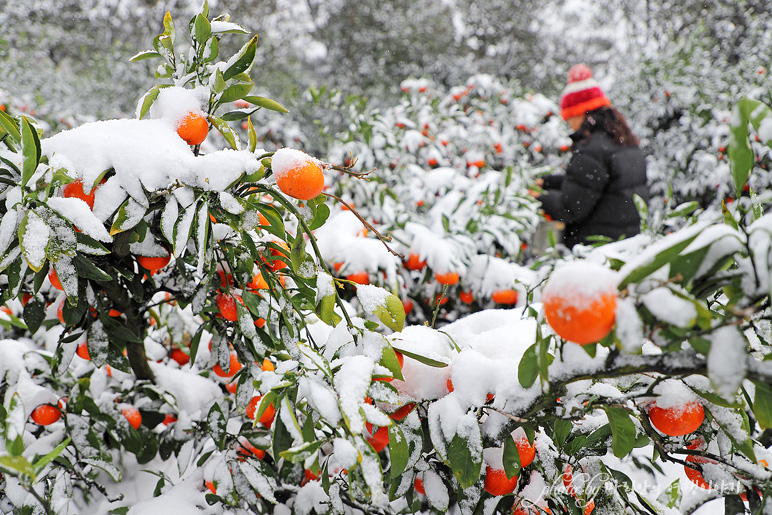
[0,455,35,479]
[20,116,41,188]
[73,255,112,282]
[110,198,147,235]
[18,210,49,272]
[194,14,211,44]
[605,407,636,459]
[247,116,258,153]
[33,437,71,473]
[129,50,162,62]
[729,98,764,195]
[136,85,170,120]
[243,95,289,114]
[502,436,522,480]
[380,345,405,381]
[388,424,409,478]
[554,419,572,448]
[223,36,258,81]
[618,227,703,289]
[202,34,219,62]
[373,294,406,332]
[518,344,539,388]
[254,204,285,239]
[289,232,307,273]
[389,346,448,368]
[23,298,45,334]
[752,380,772,429]
[316,293,339,326]
[219,83,254,105]
[162,11,175,41]
[308,202,330,231]
[447,432,482,488]
[279,441,322,463]
[209,116,239,150]
[0,109,21,144]
[207,403,227,450]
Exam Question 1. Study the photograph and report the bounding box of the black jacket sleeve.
[540,174,564,190]
[537,148,610,225]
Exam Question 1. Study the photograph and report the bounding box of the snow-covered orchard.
[0,4,771,515]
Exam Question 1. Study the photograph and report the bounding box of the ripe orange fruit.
[389,403,416,421]
[57,300,66,324]
[347,272,369,285]
[542,263,617,345]
[163,413,178,425]
[648,400,705,436]
[76,342,90,360]
[483,466,518,496]
[138,251,171,274]
[491,289,518,305]
[246,395,276,426]
[176,112,209,145]
[272,148,325,201]
[63,179,97,209]
[512,427,536,467]
[122,407,142,429]
[563,464,577,497]
[263,241,289,272]
[237,440,266,461]
[512,500,552,515]
[435,272,459,285]
[21,293,32,306]
[404,253,427,271]
[215,293,243,322]
[459,291,474,304]
[49,269,63,290]
[684,455,713,489]
[170,348,190,366]
[31,404,62,426]
[108,309,123,317]
[213,352,243,378]
[402,299,414,314]
[225,380,239,394]
[366,422,389,452]
[205,481,216,494]
[414,477,425,495]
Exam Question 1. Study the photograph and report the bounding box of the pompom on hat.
[559,64,611,120]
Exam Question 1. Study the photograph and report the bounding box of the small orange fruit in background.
[63,179,97,209]
[246,395,276,426]
[176,111,209,145]
[138,250,171,274]
[205,481,216,494]
[271,148,325,201]
[347,271,369,285]
[365,422,390,452]
[435,272,459,285]
[122,406,142,429]
[483,466,517,496]
[459,291,474,304]
[491,289,518,305]
[542,262,618,345]
[512,427,536,467]
[170,348,190,366]
[648,400,705,436]
[213,352,243,378]
[57,299,66,324]
[414,476,425,495]
[404,253,427,271]
[49,269,63,290]
[76,342,90,360]
[512,499,552,515]
[237,440,266,461]
[215,293,243,322]
[684,455,714,489]
[265,241,290,272]
[31,404,62,426]
[163,413,178,425]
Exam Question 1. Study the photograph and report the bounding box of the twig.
[323,192,402,258]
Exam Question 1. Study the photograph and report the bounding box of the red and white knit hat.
[559,64,611,120]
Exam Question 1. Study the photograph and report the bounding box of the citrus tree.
[0,4,771,515]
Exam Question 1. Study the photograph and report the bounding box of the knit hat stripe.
[561,78,601,95]
[561,97,612,120]
[559,64,611,120]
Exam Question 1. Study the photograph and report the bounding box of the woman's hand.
[527,178,544,197]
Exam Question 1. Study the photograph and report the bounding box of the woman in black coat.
[534,65,648,248]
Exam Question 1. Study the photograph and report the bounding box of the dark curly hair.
[573,106,639,148]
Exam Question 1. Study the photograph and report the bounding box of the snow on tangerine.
[271,148,325,201]
[542,261,618,345]
[648,400,705,436]
[483,447,518,496]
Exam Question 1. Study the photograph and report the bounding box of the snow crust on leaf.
[707,325,748,399]
[641,287,697,328]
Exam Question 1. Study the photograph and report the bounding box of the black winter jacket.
[537,131,648,248]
